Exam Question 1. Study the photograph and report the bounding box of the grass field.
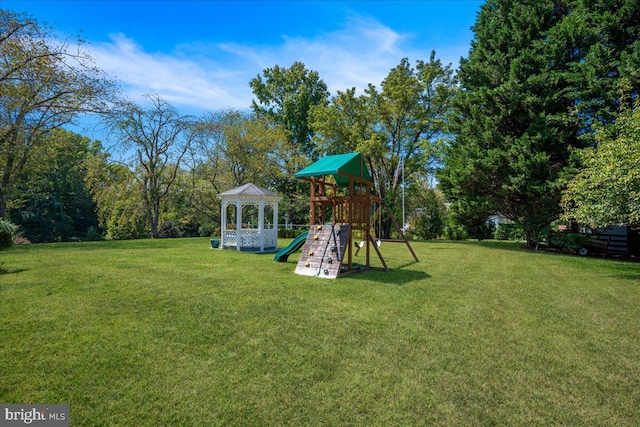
[1,238,639,425]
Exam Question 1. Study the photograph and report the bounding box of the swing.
[355,202,382,256]
[353,237,365,256]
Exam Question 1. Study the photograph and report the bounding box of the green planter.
[210,239,220,249]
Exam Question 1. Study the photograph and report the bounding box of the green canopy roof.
[294,152,372,186]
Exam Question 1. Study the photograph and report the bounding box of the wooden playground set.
[274,152,418,279]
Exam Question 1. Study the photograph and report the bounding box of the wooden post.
[368,230,389,272]
[347,226,353,272]
[365,226,370,269]
[309,178,316,226]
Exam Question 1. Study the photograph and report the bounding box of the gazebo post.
[273,203,279,242]
[220,201,226,249]
[258,200,265,252]
[236,197,242,251]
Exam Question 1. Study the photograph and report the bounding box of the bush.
[467,220,496,241]
[179,215,201,237]
[0,218,18,250]
[197,223,219,237]
[85,226,103,241]
[494,223,525,241]
[410,212,445,240]
[9,194,75,243]
[157,220,182,238]
[279,228,307,239]
[546,231,591,253]
[444,223,468,240]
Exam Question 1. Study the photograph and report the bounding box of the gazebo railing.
[223,229,277,250]
[223,230,238,247]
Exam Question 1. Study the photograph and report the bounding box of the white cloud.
[90,33,254,112]
[88,16,462,114]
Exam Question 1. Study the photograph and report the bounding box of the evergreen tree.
[438,0,640,247]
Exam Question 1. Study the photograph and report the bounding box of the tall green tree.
[311,53,456,237]
[249,61,329,158]
[199,109,289,188]
[562,96,640,227]
[195,109,308,225]
[0,10,115,218]
[85,151,147,240]
[8,129,100,242]
[409,188,447,240]
[544,0,640,134]
[106,95,198,238]
[249,62,328,224]
[438,0,640,247]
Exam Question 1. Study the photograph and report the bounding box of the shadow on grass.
[449,240,640,266]
[345,265,430,285]
[467,240,529,253]
[0,267,28,275]
[426,239,548,254]
[612,273,640,281]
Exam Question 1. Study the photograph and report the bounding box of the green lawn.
[1,238,639,425]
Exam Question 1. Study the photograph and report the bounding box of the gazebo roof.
[218,182,282,200]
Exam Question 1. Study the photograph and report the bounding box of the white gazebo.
[218,183,282,252]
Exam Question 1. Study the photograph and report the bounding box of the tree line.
[1,1,639,248]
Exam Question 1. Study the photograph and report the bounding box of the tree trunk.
[0,195,6,219]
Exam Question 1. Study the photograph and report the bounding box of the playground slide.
[274,232,309,262]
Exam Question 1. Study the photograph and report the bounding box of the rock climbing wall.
[295,224,351,279]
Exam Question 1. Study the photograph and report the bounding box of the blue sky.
[3,0,482,115]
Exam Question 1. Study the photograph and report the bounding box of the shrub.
[467,220,496,241]
[444,223,468,240]
[410,211,445,240]
[179,215,201,237]
[494,223,525,241]
[85,226,103,241]
[279,229,307,239]
[197,223,219,237]
[0,218,18,250]
[157,220,182,238]
[9,194,74,243]
[546,231,591,253]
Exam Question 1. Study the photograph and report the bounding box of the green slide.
[274,232,309,262]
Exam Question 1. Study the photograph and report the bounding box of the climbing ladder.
[295,224,351,279]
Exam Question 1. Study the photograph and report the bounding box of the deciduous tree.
[0,10,115,217]
[85,151,147,240]
[311,53,456,237]
[200,109,289,188]
[106,95,198,238]
[562,96,640,227]
[8,129,100,242]
[250,61,329,158]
